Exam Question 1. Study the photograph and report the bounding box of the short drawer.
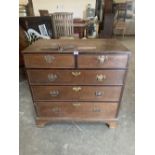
[24,54,74,68]
[35,102,118,119]
[78,54,128,68]
[31,86,122,101]
[27,70,125,85]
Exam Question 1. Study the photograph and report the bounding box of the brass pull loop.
[44,55,55,63]
[97,55,108,64]
[96,74,106,82]
[49,90,59,97]
[72,71,81,77]
[72,87,82,92]
[48,74,57,82]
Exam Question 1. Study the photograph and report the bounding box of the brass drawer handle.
[51,107,60,112]
[96,74,106,82]
[95,91,104,96]
[93,108,101,112]
[48,74,57,82]
[49,90,59,97]
[72,87,82,92]
[97,55,108,64]
[72,71,81,77]
[72,103,81,107]
[44,55,55,63]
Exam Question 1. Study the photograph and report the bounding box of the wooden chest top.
[22,39,130,54]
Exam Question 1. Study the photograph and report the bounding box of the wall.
[32,0,96,18]
[113,0,134,3]
[19,0,28,5]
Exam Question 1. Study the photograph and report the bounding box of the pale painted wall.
[19,0,28,5]
[32,0,96,18]
[114,0,134,2]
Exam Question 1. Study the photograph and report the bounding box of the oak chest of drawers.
[22,39,130,128]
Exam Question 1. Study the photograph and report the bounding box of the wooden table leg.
[106,121,118,128]
[36,119,48,128]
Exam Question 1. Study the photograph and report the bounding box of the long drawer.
[78,54,128,68]
[27,69,126,85]
[24,54,74,68]
[31,86,122,101]
[35,102,118,118]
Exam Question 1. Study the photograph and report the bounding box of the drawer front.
[24,54,74,68]
[28,70,125,85]
[36,102,118,118]
[31,86,122,101]
[78,54,128,68]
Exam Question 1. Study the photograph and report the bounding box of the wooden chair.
[52,12,74,39]
[39,10,49,16]
[113,3,127,38]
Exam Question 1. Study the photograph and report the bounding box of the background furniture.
[98,0,114,38]
[73,23,87,38]
[73,18,88,38]
[52,12,74,39]
[113,1,135,35]
[20,16,87,40]
[113,2,127,37]
[22,39,130,128]
[19,16,54,38]
[95,0,135,37]
[95,0,103,23]
[86,17,99,39]
[39,10,49,16]
[101,14,114,38]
